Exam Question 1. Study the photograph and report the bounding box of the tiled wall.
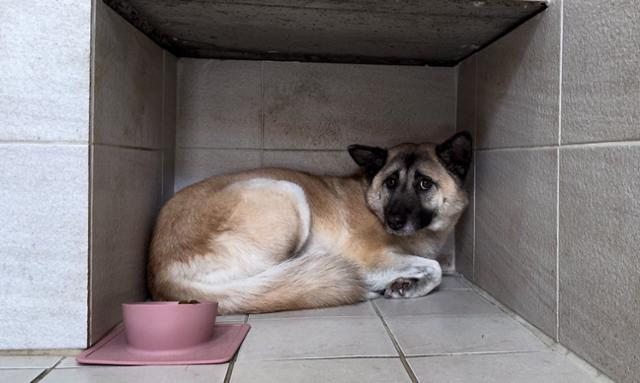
[456,0,640,381]
[0,1,91,348]
[175,59,457,265]
[89,1,177,344]
[559,0,639,380]
[175,59,457,189]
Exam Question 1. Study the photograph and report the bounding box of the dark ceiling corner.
[102,0,549,67]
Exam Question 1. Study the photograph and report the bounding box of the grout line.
[30,357,63,383]
[559,139,640,148]
[557,0,564,149]
[160,51,167,203]
[451,62,459,271]
[247,355,406,362]
[160,151,166,202]
[471,54,477,281]
[86,0,98,348]
[242,350,538,363]
[0,350,82,357]
[405,350,540,359]
[87,138,94,346]
[476,139,640,152]
[0,141,88,146]
[476,144,559,152]
[172,58,180,197]
[92,142,162,152]
[222,354,237,383]
[260,61,265,167]
[370,301,418,383]
[222,314,249,383]
[176,146,348,152]
[555,146,560,342]
[555,0,564,343]
[177,140,640,153]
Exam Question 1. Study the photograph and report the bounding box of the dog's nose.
[387,215,406,230]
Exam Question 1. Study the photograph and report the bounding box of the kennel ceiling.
[104,0,548,66]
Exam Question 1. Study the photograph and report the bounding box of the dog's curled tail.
[167,252,367,315]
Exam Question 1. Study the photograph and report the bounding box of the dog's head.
[348,132,472,236]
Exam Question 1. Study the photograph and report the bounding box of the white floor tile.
[249,301,376,320]
[386,314,546,356]
[374,290,502,317]
[408,351,599,383]
[237,317,397,360]
[0,368,44,382]
[41,364,228,383]
[55,357,83,369]
[0,355,61,369]
[231,358,411,383]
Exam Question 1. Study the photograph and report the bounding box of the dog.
[148,132,472,314]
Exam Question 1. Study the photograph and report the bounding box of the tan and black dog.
[148,132,472,314]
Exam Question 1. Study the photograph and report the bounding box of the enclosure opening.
[5,0,634,381]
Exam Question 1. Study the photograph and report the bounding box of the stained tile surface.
[1,278,602,382]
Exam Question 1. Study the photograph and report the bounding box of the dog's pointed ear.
[436,132,472,181]
[348,144,388,181]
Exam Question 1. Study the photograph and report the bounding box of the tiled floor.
[1,276,610,383]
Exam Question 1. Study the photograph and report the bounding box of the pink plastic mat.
[76,323,250,366]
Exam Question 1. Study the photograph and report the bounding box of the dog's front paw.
[384,277,418,298]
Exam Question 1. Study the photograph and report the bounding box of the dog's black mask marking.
[436,132,472,182]
[385,188,435,232]
[348,145,388,182]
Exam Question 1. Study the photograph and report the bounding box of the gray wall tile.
[455,56,476,279]
[475,148,557,337]
[93,1,164,149]
[262,150,357,176]
[562,0,640,144]
[455,166,474,280]
[177,59,262,149]
[162,52,178,203]
[559,145,640,383]
[90,146,162,344]
[173,58,460,273]
[0,1,91,142]
[476,1,561,149]
[175,149,262,192]
[457,55,477,135]
[263,61,456,149]
[439,233,455,272]
[0,144,88,348]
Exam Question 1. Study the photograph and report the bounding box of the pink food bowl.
[122,301,218,351]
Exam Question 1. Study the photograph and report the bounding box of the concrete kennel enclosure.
[1,0,638,382]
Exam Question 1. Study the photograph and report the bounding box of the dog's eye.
[384,176,398,189]
[419,179,433,191]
